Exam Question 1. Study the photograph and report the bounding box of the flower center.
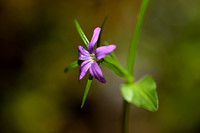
[90,54,96,62]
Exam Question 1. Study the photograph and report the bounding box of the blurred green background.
[0,0,200,133]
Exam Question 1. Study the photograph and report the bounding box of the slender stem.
[126,0,150,75]
[122,0,150,133]
[122,100,130,133]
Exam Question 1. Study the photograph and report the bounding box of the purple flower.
[78,27,116,83]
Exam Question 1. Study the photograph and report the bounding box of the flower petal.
[78,45,90,60]
[95,45,116,60]
[79,60,92,80]
[89,61,106,83]
[87,27,101,54]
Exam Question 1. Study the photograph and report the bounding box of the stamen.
[90,54,96,62]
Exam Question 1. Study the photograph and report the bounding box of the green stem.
[122,100,130,133]
[126,0,150,75]
[122,0,150,133]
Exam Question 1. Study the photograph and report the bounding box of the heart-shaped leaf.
[121,76,159,111]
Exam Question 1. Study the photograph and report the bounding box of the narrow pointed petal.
[89,61,106,83]
[95,45,116,60]
[78,45,90,60]
[88,27,101,53]
[79,60,92,80]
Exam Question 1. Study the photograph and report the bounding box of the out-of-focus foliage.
[0,0,200,133]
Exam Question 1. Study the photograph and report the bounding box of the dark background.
[1,0,200,133]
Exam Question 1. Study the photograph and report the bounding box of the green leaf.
[74,19,89,46]
[109,51,118,62]
[64,60,82,72]
[81,75,93,108]
[121,76,159,111]
[102,56,128,78]
[97,14,108,48]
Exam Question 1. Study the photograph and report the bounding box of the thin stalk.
[122,0,150,133]
[122,100,130,133]
[126,0,150,75]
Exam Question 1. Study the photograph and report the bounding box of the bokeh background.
[1,0,200,133]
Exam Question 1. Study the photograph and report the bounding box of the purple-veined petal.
[88,27,101,54]
[95,45,116,60]
[78,45,90,60]
[79,60,92,80]
[89,61,106,83]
